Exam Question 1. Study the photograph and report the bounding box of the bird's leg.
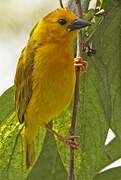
[74,57,88,71]
[45,125,79,149]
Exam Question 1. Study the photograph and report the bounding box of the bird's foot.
[74,57,88,71]
[46,125,79,149]
[58,135,79,149]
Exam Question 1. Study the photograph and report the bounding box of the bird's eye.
[58,19,67,25]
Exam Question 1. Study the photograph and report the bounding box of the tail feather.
[25,125,36,168]
[26,141,35,168]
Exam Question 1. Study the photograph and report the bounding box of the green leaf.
[0,111,26,180]
[102,0,119,10]
[99,137,121,171]
[79,1,121,178]
[0,87,14,122]
[91,1,121,142]
[94,167,121,180]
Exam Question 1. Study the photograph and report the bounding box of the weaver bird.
[14,8,90,168]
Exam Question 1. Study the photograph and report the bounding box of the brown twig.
[68,0,83,180]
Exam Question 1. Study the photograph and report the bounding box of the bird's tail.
[25,125,36,168]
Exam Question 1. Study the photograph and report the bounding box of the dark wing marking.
[14,41,39,123]
[30,22,38,37]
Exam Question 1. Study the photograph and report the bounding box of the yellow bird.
[14,8,90,168]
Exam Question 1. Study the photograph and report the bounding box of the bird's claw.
[74,57,88,72]
[59,135,80,149]
[45,125,79,149]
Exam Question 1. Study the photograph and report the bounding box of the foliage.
[0,0,121,179]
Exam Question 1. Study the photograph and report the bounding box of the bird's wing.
[14,41,38,123]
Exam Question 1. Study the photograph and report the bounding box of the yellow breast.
[26,43,75,126]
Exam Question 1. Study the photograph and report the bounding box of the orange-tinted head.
[43,8,77,24]
[31,8,90,44]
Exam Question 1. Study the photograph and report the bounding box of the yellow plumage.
[14,8,90,168]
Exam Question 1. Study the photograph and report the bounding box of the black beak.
[68,18,91,31]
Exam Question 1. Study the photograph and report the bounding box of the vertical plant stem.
[68,0,83,180]
[59,0,64,8]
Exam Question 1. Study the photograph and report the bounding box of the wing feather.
[14,41,39,123]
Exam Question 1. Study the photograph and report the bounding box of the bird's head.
[31,8,91,44]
